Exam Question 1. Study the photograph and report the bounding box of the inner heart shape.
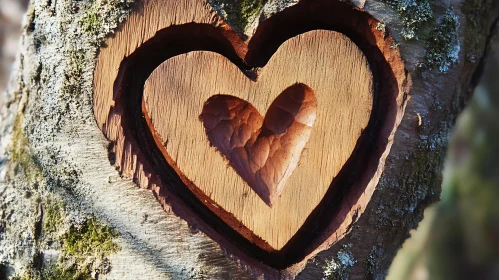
[200,84,317,206]
[141,30,374,250]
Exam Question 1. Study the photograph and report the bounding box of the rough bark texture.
[0,0,498,279]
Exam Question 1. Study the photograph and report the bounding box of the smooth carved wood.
[142,30,373,250]
[200,84,317,206]
[93,0,410,274]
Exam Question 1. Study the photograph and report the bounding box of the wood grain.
[93,0,218,131]
[142,30,373,250]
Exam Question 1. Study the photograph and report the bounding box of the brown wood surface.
[199,83,318,207]
[143,30,373,250]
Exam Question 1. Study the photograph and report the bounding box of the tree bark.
[0,0,498,279]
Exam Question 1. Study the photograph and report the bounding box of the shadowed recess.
[200,83,317,206]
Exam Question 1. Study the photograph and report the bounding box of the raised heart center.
[141,30,374,250]
[200,84,317,206]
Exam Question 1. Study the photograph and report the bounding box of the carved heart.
[199,84,317,206]
[142,30,373,250]
[94,0,409,270]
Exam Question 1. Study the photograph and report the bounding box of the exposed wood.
[93,0,218,127]
[143,30,373,250]
[199,83,318,207]
[93,0,409,275]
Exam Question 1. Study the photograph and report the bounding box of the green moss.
[17,215,119,279]
[11,275,31,280]
[27,217,121,278]
[8,0,135,277]
[365,130,448,276]
[379,1,462,72]
[78,0,135,40]
[62,218,119,258]
[79,8,101,37]
[12,264,92,280]
[425,9,460,72]
[62,50,85,97]
[239,0,267,28]
[43,198,64,235]
[210,0,268,32]
[82,12,100,36]
[11,269,40,280]
[42,264,92,280]
[323,244,356,280]
[10,114,44,184]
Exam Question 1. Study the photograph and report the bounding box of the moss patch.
[5,0,135,277]
[42,264,92,280]
[10,114,44,185]
[14,216,120,279]
[398,134,447,210]
[62,217,119,258]
[379,1,462,72]
[42,198,64,236]
[365,129,448,277]
[61,50,86,101]
[370,115,449,231]
[78,0,134,39]
[11,264,92,280]
[80,12,101,37]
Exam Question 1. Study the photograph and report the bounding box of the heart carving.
[141,30,374,250]
[94,0,409,270]
[200,84,317,206]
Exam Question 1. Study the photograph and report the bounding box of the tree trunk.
[0,0,498,279]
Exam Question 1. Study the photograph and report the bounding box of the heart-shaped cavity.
[200,84,317,206]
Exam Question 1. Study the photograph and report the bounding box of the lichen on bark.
[425,9,460,72]
[379,0,434,40]
[208,0,269,32]
[323,244,356,280]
